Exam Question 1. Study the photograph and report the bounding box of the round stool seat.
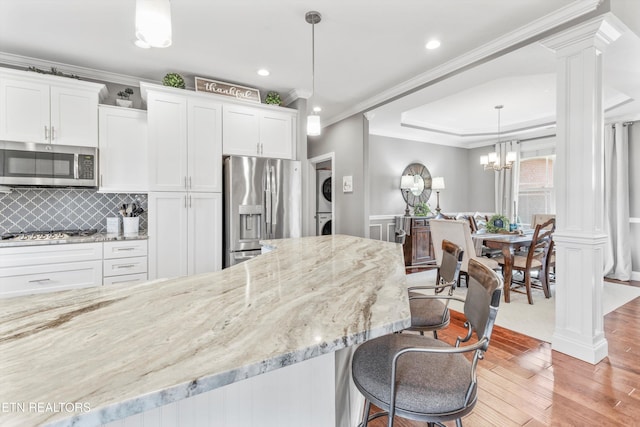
[352,333,476,421]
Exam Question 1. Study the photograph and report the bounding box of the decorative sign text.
[195,77,261,103]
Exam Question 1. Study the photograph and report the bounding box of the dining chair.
[531,213,556,228]
[496,217,555,304]
[405,239,463,339]
[429,219,500,287]
[546,239,556,285]
[351,259,503,427]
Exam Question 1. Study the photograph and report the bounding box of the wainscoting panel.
[368,215,397,243]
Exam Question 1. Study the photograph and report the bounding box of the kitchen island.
[0,234,410,427]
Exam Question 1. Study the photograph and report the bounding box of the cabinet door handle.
[184,195,187,208]
[51,126,55,141]
[29,278,52,284]
[44,126,49,141]
[189,194,192,208]
[184,176,188,189]
[100,174,103,187]
[257,142,260,155]
[189,176,192,189]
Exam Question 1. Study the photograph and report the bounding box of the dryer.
[317,213,332,236]
[316,170,332,213]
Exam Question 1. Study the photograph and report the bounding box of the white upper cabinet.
[146,90,188,192]
[222,104,296,159]
[188,98,223,192]
[0,67,106,147]
[98,105,148,193]
[143,83,222,193]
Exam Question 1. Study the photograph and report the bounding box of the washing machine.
[317,213,332,236]
[316,170,332,213]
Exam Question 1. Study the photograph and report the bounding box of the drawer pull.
[115,264,136,269]
[115,247,136,251]
[28,278,52,284]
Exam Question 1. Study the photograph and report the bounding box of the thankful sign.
[195,77,261,103]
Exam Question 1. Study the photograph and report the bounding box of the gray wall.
[466,146,497,212]
[368,135,495,216]
[308,114,367,237]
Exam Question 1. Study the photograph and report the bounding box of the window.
[518,155,555,226]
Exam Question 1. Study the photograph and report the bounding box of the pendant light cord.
[311,17,315,99]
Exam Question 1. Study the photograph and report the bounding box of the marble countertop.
[0,234,410,426]
[0,232,148,248]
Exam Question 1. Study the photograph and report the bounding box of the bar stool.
[352,259,503,427]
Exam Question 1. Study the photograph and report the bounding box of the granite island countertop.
[0,234,410,426]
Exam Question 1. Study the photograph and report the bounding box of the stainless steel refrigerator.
[224,156,302,267]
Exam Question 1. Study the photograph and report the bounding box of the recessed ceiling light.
[425,40,441,50]
[313,106,322,113]
[257,69,270,76]
[134,39,151,49]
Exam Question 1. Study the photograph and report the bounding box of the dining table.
[472,230,535,303]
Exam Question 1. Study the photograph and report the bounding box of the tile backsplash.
[0,188,147,235]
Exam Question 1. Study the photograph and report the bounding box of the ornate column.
[541,15,622,364]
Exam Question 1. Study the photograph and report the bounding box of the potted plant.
[163,73,186,89]
[264,91,282,106]
[116,88,134,108]
[413,202,431,217]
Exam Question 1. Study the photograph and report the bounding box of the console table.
[402,217,435,267]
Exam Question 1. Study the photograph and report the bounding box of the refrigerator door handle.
[264,164,271,238]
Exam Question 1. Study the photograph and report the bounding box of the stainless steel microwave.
[0,141,97,187]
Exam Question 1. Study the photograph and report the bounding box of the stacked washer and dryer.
[316,169,332,235]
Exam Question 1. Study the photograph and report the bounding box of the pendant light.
[305,11,322,136]
[135,0,172,48]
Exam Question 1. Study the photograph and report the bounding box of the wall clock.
[400,163,432,207]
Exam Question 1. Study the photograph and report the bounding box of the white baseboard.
[632,271,640,281]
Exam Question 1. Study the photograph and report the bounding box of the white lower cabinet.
[103,240,148,285]
[148,192,222,280]
[0,243,103,298]
[0,239,150,298]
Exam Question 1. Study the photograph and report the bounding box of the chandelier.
[480,105,516,171]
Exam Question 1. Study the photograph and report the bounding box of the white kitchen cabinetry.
[222,104,296,159]
[144,84,222,192]
[98,106,148,192]
[148,192,222,280]
[103,240,148,285]
[0,243,103,298]
[0,67,106,147]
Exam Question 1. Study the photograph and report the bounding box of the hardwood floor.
[366,294,640,426]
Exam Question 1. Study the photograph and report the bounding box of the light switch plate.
[343,176,353,193]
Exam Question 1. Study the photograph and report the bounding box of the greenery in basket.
[264,91,282,105]
[486,214,510,233]
[413,202,431,216]
[117,88,134,99]
[162,73,186,89]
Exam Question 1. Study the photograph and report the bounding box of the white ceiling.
[1,0,638,149]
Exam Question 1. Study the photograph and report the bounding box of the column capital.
[541,13,624,55]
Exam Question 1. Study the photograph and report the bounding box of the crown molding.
[283,89,311,107]
[541,12,624,53]
[0,51,157,86]
[323,0,602,128]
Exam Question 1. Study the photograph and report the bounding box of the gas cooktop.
[0,229,98,241]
